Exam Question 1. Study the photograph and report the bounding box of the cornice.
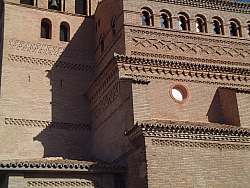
[125,120,250,143]
[0,158,125,173]
[147,0,250,14]
[123,73,250,89]
[115,54,250,85]
[131,51,249,67]
[115,54,250,76]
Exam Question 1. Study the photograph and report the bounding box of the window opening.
[41,19,52,39]
[75,0,87,15]
[48,0,61,11]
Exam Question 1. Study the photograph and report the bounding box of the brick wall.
[237,92,250,129]
[145,137,250,188]
[133,80,217,123]
[127,137,147,188]
[91,79,134,162]
[94,0,125,74]
[131,80,250,127]
[123,0,250,38]
[123,0,250,68]
[0,3,94,160]
[8,175,25,188]
[0,124,91,160]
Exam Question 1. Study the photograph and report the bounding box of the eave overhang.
[0,158,125,173]
[125,120,250,144]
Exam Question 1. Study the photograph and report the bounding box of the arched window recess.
[141,7,153,26]
[195,15,207,33]
[160,10,172,29]
[41,18,52,39]
[60,22,70,42]
[212,17,224,35]
[229,19,242,37]
[178,12,190,31]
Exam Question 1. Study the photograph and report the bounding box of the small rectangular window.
[20,0,34,5]
[75,0,87,15]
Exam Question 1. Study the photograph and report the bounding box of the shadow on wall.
[34,17,95,160]
[207,88,240,126]
[0,1,5,95]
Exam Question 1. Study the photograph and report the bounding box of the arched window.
[212,17,224,35]
[160,10,172,29]
[20,0,34,5]
[229,19,241,37]
[178,12,189,31]
[247,21,250,37]
[75,0,87,15]
[41,18,52,39]
[141,7,153,26]
[195,15,207,33]
[60,22,70,42]
[48,0,61,11]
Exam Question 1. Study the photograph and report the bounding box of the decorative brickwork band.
[8,39,65,57]
[129,27,250,47]
[115,54,250,76]
[151,139,250,151]
[148,0,250,14]
[115,54,250,85]
[131,37,250,59]
[8,54,94,72]
[93,82,120,116]
[27,180,95,187]
[4,118,90,131]
[131,51,249,67]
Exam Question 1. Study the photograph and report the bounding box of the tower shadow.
[34,16,95,160]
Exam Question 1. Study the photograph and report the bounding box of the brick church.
[0,0,250,187]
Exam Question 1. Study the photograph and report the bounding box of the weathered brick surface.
[236,92,250,129]
[145,137,250,188]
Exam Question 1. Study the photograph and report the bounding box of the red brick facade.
[0,0,249,187]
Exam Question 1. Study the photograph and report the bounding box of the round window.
[170,85,188,103]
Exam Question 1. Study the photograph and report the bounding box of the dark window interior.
[179,16,187,30]
[75,0,87,15]
[41,19,51,39]
[142,11,151,26]
[160,13,170,28]
[60,23,70,42]
[213,20,221,34]
[230,22,238,36]
[20,0,34,5]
